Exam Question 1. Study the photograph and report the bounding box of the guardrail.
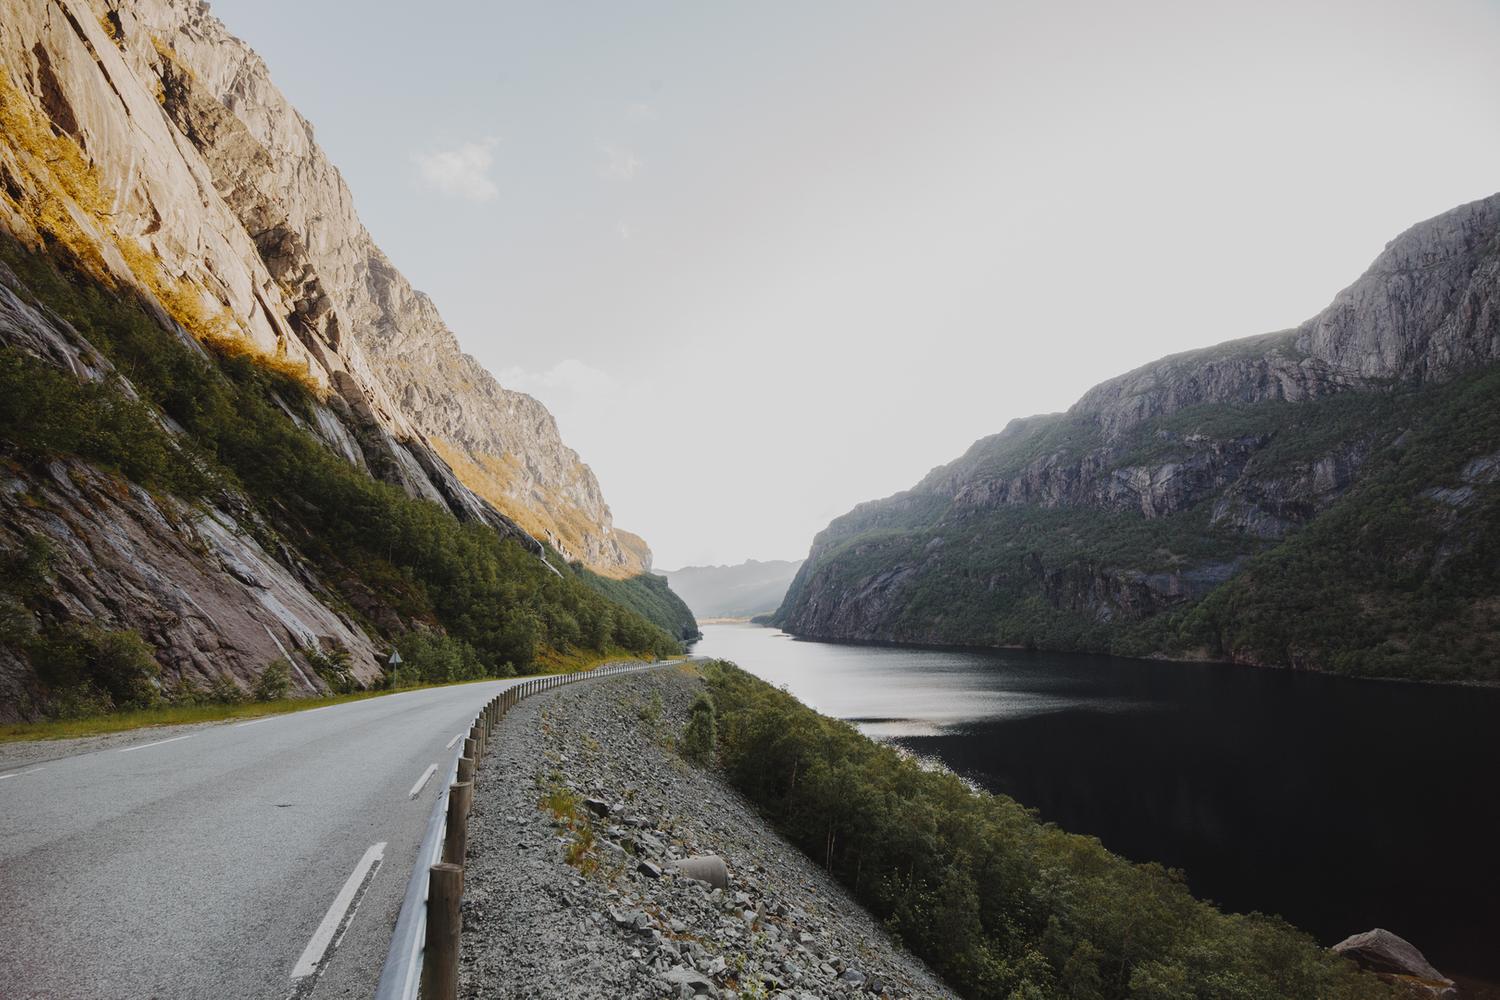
[373,659,671,1000]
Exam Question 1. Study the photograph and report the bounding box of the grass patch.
[532,646,652,675]
[0,675,518,743]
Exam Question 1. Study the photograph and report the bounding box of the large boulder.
[1331,928,1458,999]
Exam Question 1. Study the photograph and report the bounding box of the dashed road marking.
[444,732,463,750]
[407,763,438,800]
[118,735,193,753]
[289,841,386,986]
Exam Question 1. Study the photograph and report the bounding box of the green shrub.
[680,690,716,763]
[253,658,293,701]
[304,644,358,694]
[393,630,495,685]
[206,674,244,705]
[26,625,160,713]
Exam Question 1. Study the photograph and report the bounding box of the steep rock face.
[114,0,648,575]
[0,255,383,706]
[1072,194,1500,438]
[0,0,645,575]
[0,457,381,710]
[777,195,1500,677]
[0,0,692,714]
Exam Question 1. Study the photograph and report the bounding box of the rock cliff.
[0,0,647,576]
[777,194,1500,680]
[0,0,690,717]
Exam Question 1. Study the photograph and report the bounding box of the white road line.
[290,841,386,980]
[407,763,438,800]
[234,715,277,728]
[444,732,463,750]
[117,734,193,753]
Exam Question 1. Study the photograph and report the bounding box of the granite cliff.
[0,0,693,718]
[776,194,1500,681]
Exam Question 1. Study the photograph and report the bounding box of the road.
[0,678,525,1000]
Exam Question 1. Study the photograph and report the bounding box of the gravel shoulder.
[0,720,225,771]
[459,663,956,1000]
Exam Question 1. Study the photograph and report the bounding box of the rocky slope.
[0,0,648,576]
[460,667,955,1000]
[776,194,1500,680]
[0,0,692,717]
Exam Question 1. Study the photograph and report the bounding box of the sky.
[211,0,1500,569]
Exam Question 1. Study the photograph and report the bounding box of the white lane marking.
[234,715,277,728]
[289,842,386,981]
[117,734,193,753]
[407,763,438,800]
[444,732,463,750]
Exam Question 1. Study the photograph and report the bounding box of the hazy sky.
[213,0,1500,569]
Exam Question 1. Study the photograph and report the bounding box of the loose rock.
[458,667,955,999]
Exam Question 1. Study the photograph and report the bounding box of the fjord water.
[692,622,1500,982]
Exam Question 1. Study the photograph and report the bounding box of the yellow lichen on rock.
[0,70,318,394]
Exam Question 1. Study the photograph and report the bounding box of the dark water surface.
[692,623,1500,980]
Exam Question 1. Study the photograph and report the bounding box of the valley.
[0,2,1496,999]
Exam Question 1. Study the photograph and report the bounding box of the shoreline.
[753,623,1500,689]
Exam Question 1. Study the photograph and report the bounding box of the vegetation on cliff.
[576,566,702,642]
[776,362,1500,681]
[0,236,679,716]
[702,660,1394,1000]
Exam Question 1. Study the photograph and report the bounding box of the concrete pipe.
[672,855,729,890]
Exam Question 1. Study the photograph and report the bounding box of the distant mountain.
[776,194,1500,682]
[665,560,805,619]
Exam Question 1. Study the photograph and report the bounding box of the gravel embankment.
[0,720,222,770]
[459,664,956,1000]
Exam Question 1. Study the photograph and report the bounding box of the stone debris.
[1331,928,1458,1000]
[459,668,956,999]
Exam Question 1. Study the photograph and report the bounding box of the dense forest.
[699,660,1395,1000]
[0,236,681,716]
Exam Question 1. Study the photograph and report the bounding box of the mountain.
[0,0,693,718]
[664,560,805,619]
[775,194,1500,682]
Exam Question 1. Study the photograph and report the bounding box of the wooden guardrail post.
[422,862,463,1000]
[469,724,484,759]
[457,755,474,786]
[442,782,471,864]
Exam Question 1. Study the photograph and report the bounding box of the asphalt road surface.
[0,678,527,1000]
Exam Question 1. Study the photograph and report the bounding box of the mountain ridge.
[775,193,1500,681]
[663,559,804,619]
[0,0,694,717]
[4,0,649,577]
